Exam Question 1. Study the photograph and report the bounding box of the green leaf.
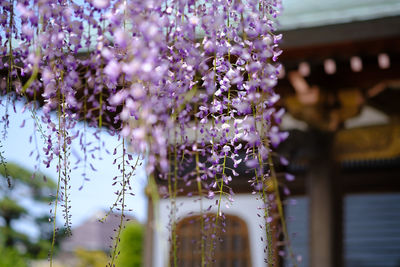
[0,162,56,190]
[0,197,27,220]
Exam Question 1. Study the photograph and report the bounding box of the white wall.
[153,194,268,267]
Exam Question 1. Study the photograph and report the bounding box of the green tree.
[0,245,27,267]
[116,223,144,267]
[0,162,57,260]
[75,249,108,267]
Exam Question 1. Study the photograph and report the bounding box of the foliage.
[116,223,144,267]
[0,162,58,258]
[0,245,27,267]
[0,196,27,222]
[0,0,295,266]
[75,249,108,267]
[0,162,56,202]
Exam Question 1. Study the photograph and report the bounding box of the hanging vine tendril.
[0,0,300,266]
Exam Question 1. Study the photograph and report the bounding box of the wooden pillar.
[307,131,343,267]
[144,194,154,267]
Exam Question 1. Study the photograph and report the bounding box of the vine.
[0,140,10,188]
[0,0,298,266]
[109,138,127,267]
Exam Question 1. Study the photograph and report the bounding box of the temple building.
[145,1,400,266]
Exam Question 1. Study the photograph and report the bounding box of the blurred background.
[277,0,400,267]
[0,103,147,267]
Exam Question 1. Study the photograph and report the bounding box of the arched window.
[175,214,252,267]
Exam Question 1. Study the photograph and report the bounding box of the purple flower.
[269,126,289,147]
[285,173,295,182]
[104,60,121,83]
[4,0,286,262]
[114,29,128,49]
[92,0,109,9]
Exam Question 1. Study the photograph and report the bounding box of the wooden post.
[144,193,154,267]
[307,131,343,267]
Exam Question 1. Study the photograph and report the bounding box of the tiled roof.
[61,211,136,252]
[279,0,400,30]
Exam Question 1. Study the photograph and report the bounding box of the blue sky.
[0,100,148,239]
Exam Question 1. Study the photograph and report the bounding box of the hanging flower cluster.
[1,0,295,266]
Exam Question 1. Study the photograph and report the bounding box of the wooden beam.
[334,124,400,162]
[279,16,400,50]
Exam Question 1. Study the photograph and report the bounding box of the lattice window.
[175,214,252,267]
